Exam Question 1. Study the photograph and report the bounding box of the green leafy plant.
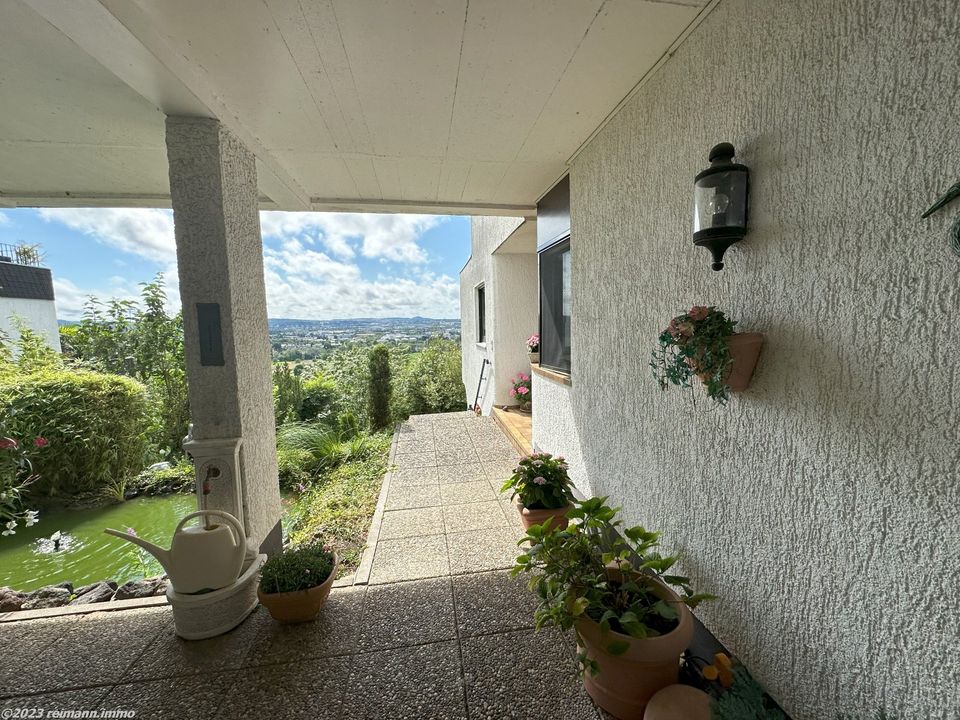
[650,305,737,404]
[129,461,195,496]
[0,431,46,535]
[259,542,335,594]
[277,446,313,490]
[367,344,392,430]
[401,337,465,415]
[300,371,338,421]
[512,496,715,676]
[273,363,305,424]
[501,452,574,510]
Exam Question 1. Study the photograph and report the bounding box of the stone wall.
[566,0,960,717]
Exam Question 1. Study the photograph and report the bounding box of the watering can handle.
[175,510,246,550]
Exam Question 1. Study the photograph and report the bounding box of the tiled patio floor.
[0,412,603,719]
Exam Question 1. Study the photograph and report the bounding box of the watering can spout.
[104,528,173,574]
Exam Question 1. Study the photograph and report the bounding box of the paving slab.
[442,501,511,533]
[452,570,540,638]
[357,577,456,652]
[368,535,449,585]
[440,481,498,505]
[379,507,445,540]
[384,484,441,510]
[2,687,111,712]
[102,671,238,720]
[347,641,467,720]
[393,451,438,469]
[446,527,525,575]
[436,463,486,483]
[0,615,80,696]
[390,467,440,487]
[254,587,365,663]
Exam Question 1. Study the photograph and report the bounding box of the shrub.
[0,370,150,497]
[129,461,195,497]
[368,344,392,430]
[273,363,305,424]
[277,446,313,490]
[402,338,465,415]
[299,372,338,422]
[259,542,335,594]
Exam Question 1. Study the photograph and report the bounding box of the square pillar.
[165,116,281,554]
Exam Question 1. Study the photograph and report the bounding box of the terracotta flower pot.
[575,571,694,719]
[695,332,764,392]
[528,351,540,364]
[517,500,573,531]
[258,553,338,623]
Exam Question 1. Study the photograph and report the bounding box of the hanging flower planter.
[649,306,763,404]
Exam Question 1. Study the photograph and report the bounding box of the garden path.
[0,412,604,719]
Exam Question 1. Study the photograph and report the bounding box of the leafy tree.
[401,337,465,415]
[367,344,392,430]
[273,363,305,424]
[300,371,338,422]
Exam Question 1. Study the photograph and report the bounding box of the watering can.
[105,510,247,594]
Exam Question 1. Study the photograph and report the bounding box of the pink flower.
[0,437,18,450]
[517,386,529,395]
[688,306,710,321]
[33,437,49,448]
[533,476,547,485]
[518,373,529,381]
[509,388,517,397]
[126,527,138,537]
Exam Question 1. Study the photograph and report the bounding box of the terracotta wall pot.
[528,351,540,364]
[724,332,764,391]
[258,553,338,623]
[518,500,573,531]
[575,572,694,719]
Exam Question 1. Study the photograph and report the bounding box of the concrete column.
[165,116,281,554]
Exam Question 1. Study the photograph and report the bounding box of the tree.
[367,344,392,430]
[403,338,465,415]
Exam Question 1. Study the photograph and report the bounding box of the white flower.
[4,520,16,530]
[1,530,13,536]
[24,511,38,527]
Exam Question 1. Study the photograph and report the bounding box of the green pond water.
[0,494,198,592]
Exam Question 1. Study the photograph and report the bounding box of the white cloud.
[38,208,176,264]
[0,212,10,226]
[260,211,443,264]
[54,267,179,321]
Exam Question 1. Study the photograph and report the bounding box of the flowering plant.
[649,305,737,404]
[526,333,540,353]
[0,432,46,536]
[509,372,532,407]
[501,452,574,510]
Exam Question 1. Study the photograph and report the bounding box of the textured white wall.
[460,216,524,413]
[0,298,61,354]
[532,375,589,497]
[491,251,538,406]
[565,0,960,717]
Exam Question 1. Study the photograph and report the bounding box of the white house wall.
[562,0,960,717]
[491,251,538,406]
[0,298,61,354]
[532,375,588,498]
[460,216,524,414]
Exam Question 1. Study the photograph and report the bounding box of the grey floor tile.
[393,451,438,468]
[499,497,526,529]
[395,439,435,454]
[436,463,486,483]
[368,535,449,584]
[452,570,539,637]
[440,481,497,505]
[0,615,80,696]
[255,586,365,664]
[3,687,110,711]
[358,577,455,652]
[216,656,351,720]
[446,527,525,575]
[379,507,445,540]
[10,607,169,694]
[122,605,273,681]
[461,628,598,720]
[484,460,520,482]
[348,641,467,720]
[390,467,440,487]
[101,670,237,720]
[442,501,510,533]
[474,446,521,462]
[437,448,481,465]
[385,484,441,510]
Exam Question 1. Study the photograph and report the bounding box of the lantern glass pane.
[694,169,748,233]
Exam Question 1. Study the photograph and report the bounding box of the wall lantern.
[693,142,749,271]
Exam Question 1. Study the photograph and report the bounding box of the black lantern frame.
[693,142,750,271]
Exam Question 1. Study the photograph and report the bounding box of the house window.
[539,237,570,374]
[476,284,486,343]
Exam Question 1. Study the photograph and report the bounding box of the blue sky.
[0,208,471,320]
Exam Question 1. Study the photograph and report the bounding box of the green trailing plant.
[501,452,574,510]
[512,496,715,676]
[650,305,737,404]
[367,344,392,430]
[259,542,335,594]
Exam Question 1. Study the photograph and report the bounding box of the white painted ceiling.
[0,0,710,213]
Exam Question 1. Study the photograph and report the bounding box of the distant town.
[268,316,461,361]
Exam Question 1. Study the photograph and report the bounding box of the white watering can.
[105,510,246,594]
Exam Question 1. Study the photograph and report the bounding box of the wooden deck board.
[492,406,533,456]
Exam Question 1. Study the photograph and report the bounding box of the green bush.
[299,372,338,421]
[0,369,150,497]
[129,461,195,497]
[277,446,313,489]
[401,338,465,415]
[273,363,305,424]
[368,344,392,430]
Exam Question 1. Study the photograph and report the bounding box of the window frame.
[476,282,486,344]
[538,236,571,376]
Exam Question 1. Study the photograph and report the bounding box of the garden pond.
[0,494,297,592]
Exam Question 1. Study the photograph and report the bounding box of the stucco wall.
[491,251,538,406]
[532,375,589,497]
[460,216,524,413]
[566,0,960,717]
[0,298,61,354]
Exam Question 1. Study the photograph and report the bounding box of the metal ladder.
[471,358,490,414]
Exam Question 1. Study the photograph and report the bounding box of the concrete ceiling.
[1,0,712,214]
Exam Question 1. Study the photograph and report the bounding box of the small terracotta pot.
[696,332,764,392]
[528,351,540,364]
[258,554,338,623]
[517,499,573,532]
[575,570,694,719]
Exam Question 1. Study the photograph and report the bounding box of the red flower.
[688,306,710,321]
[33,437,49,448]
[0,437,18,450]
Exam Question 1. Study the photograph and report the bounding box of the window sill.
[475,342,487,349]
[531,363,571,386]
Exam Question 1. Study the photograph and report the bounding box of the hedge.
[0,370,150,497]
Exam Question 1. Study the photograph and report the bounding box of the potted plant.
[512,497,715,719]
[526,333,540,364]
[258,543,338,623]
[501,452,575,531]
[649,305,763,405]
[509,372,532,411]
